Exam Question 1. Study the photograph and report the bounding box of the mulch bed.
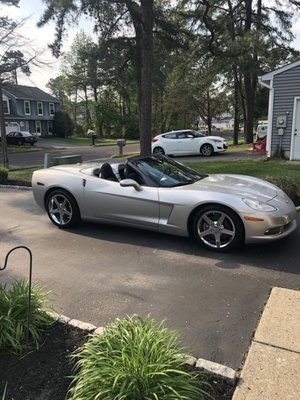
[0,321,235,400]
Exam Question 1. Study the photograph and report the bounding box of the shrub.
[0,168,8,183]
[0,280,53,353]
[69,315,210,400]
[53,111,74,137]
[264,175,298,202]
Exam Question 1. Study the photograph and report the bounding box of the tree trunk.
[232,65,240,145]
[243,0,254,143]
[0,79,9,168]
[138,0,153,156]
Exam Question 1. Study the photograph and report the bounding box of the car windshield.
[194,131,206,137]
[129,156,207,187]
[22,132,31,137]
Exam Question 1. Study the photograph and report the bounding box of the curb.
[47,311,237,385]
[0,184,32,190]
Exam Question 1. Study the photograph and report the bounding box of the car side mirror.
[120,179,143,192]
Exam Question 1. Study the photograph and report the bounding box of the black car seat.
[118,164,126,180]
[99,163,118,182]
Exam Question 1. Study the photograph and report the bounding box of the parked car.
[32,154,298,252]
[151,129,228,156]
[3,131,38,146]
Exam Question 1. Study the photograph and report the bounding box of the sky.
[2,0,300,93]
[1,0,95,91]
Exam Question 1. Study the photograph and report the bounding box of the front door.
[292,98,300,160]
[172,131,195,154]
[83,176,160,229]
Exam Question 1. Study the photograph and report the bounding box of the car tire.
[153,146,165,155]
[46,189,81,228]
[200,143,214,157]
[192,205,244,252]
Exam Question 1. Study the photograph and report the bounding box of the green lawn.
[6,159,300,195]
[6,146,44,153]
[42,136,138,146]
[187,159,300,191]
[8,166,42,182]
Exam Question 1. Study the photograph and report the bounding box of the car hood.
[202,135,226,141]
[188,174,277,201]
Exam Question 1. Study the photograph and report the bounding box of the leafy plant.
[69,315,210,400]
[264,175,298,202]
[0,280,53,353]
[0,168,8,183]
[1,383,7,400]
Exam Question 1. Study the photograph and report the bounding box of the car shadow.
[67,220,300,276]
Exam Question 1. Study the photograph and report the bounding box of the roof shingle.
[3,84,59,102]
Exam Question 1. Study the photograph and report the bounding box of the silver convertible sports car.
[32,155,298,252]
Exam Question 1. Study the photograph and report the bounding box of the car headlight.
[243,198,277,212]
[211,139,223,143]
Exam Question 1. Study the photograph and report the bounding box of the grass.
[4,158,300,194]
[227,142,252,152]
[0,280,53,353]
[42,136,139,146]
[187,159,300,191]
[8,166,42,182]
[69,315,210,400]
[5,146,43,153]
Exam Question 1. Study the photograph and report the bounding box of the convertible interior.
[90,162,145,184]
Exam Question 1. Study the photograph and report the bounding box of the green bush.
[0,168,8,183]
[69,315,210,400]
[264,175,298,202]
[53,111,74,137]
[0,280,53,353]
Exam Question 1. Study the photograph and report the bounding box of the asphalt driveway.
[0,189,299,370]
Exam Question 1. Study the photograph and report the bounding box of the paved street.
[0,188,299,370]
[0,140,263,167]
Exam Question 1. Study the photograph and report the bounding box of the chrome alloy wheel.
[48,193,73,226]
[196,209,236,249]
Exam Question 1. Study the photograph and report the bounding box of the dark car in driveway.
[2,131,38,146]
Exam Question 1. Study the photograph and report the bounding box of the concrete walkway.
[233,287,300,399]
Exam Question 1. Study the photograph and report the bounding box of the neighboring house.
[2,83,60,136]
[211,113,234,129]
[259,60,300,160]
[198,113,234,130]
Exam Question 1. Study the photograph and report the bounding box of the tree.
[39,0,154,156]
[0,8,36,168]
[184,0,300,143]
[53,111,74,137]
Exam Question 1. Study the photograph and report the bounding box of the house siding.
[272,65,300,157]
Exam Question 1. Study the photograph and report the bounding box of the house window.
[49,103,55,116]
[3,99,10,114]
[37,102,43,116]
[35,121,42,134]
[24,100,31,115]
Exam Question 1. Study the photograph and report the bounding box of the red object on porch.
[252,138,266,153]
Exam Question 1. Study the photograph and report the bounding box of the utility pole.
[0,78,9,168]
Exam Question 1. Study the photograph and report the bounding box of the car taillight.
[152,137,158,143]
